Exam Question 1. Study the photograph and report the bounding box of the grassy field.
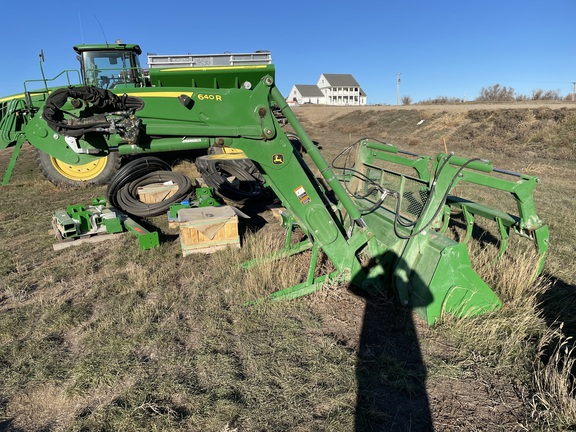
[1,103,575,431]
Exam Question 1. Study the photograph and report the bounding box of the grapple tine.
[441,160,549,274]
[495,217,511,260]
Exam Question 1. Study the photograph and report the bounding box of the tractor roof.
[73,44,142,55]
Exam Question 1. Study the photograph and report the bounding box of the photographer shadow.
[353,254,434,432]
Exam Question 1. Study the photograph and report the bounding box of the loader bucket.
[335,139,549,324]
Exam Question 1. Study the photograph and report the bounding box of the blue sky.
[1,0,574,104]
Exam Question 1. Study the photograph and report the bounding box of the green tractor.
[1,44,141,185]
[0,42,549,324]
[0,42,270,186]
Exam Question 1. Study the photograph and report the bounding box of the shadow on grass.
[0,419,22,432]
[352,257,433,431]
[538,276,576,337]
[353,288,433,431]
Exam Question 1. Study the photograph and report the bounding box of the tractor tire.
[195,155,263,204]
[35,150,121,187]
[205,147,264,183]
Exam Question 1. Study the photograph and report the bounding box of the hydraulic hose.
[115,171,193,217]
[43,86,144,138]
[107,156,193,217]
[107,157,171,208]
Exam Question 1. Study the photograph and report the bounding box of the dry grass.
[0,170,357,430]
[1,103,576,431]
[532,335,576,430]
[433,238,576,429]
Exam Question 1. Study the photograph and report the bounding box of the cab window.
[82,51,142,88]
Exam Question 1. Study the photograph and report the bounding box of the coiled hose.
[107,157,194,217]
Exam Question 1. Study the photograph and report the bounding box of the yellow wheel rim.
[50,156,108,181]
[221,147,245,155]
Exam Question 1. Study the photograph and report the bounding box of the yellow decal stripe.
[123,92,194,98]
[0,89,52,104]
[0,90,195,103]
[0,94,25,103]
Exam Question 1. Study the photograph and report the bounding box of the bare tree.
[532,89,561,100]
[476,84,516,102]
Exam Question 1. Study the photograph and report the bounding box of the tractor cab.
[73,43,146,89]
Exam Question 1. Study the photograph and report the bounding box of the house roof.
[322,74,360,87]
[294,84,325,97]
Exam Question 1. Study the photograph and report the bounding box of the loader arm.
[216,80,371,287]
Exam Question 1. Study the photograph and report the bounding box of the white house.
[288,84,326,105]
[287,74,367,106]
[317,74,367,106]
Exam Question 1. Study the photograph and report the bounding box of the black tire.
[203,150,264,183]
[195,155,263,204]
[36,150,122,187]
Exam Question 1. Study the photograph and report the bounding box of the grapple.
[334,139,549,324]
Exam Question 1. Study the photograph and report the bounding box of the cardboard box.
[137,183,179,204]
[178,206,240,255]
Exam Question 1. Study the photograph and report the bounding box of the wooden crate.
[178,206,239,255]
[137,183,179,204]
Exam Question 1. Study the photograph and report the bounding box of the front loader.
[0,43,548,324]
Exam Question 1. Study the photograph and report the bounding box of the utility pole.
[572,82,576,102]
[396,73,401,105]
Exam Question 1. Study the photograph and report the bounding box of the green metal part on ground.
[0,42,549,324]
[52,198,159,251]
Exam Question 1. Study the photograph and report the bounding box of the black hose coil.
[107,156,193,217]
[107,157,171,208]
[116,171,193,217]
